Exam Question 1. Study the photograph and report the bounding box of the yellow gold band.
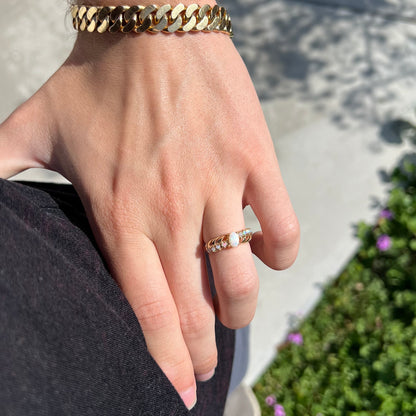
[71,4,233,36]
[205,229,253,254]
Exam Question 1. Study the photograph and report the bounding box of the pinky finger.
[246,167,300,270]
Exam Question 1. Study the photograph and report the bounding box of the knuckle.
[160,352,195,392]
[242,309,256,327]
[267,247,300,272]
[266,223,300,270]
[132,298,177,333]
[96,192,136,235]
[97,191,148,241]
[264,214,300,270]
[277,257,296,270]
[223,309,255,330]
[266,250,298,271]
[268,215,300,250]
[222,268,259,302]
[108,194,136,227]
[108,207,130,235]
[179,307,214,338]
[194,352,218,376]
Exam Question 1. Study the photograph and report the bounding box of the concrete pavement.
[234,0,416,387]
[226,1,416,413]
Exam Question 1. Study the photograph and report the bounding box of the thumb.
[0,90,54,179]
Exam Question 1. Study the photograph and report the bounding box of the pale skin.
[0,0,300,410]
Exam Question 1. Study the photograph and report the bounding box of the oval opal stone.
[229,232,239,247]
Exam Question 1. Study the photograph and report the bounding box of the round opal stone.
[229,232,240,248]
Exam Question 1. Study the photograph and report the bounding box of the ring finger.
[203,192,259,329]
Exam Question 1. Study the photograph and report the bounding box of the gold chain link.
[71,4,233,36]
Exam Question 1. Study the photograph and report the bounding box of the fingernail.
[180,386,197,410]
[195,369,215,382]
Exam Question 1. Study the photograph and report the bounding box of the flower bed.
[253,121,416,415]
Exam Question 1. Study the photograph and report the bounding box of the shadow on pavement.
[229,0,416,132]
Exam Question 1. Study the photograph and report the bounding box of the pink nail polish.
[180,386,197,410]
[195,369,215,382]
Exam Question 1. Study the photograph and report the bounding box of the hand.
[0,30,300,408]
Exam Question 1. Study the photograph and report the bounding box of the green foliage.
[254,120,416,416]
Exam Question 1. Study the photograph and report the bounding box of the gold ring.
[205,228,253,254]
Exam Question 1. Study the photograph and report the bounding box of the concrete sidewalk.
[226,0,416,413]
[234,0,416,388]
[1,0,416,414]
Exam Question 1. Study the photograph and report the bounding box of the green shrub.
[254,120,416,416]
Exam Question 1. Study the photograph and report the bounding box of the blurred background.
[1,0,416,414]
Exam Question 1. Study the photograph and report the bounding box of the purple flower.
[265,395,276,406]
[376,234,391,251]
[379,209,393,220]
[287,332,303,345]
[274,404,286,416]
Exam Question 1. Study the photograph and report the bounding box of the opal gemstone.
[229,232,240,247]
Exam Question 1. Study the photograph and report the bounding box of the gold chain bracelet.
[71,4,233,36]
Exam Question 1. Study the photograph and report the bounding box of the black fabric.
[0,179,234,416]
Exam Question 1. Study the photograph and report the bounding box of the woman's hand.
[0,30,300,408]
